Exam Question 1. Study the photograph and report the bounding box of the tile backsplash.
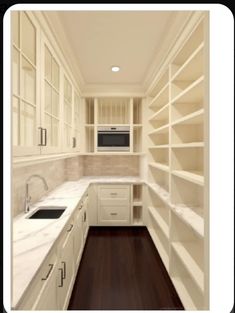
[12,155,140,217]
[83,155,139,176]
[12,159,65,217]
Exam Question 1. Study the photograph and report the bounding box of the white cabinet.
[11,11,41,156]
[17,250,58,310]
[97,185,131,225]
[73,207,83,268]
[57,220,75,310]
[11,12,81,157]
[33,253,58,310]
[81,194,89,241]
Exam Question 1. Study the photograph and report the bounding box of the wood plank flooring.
[68,227,184,310]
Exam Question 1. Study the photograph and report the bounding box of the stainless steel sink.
[27,206,67,219]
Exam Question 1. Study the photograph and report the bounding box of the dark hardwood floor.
[68,227,184,310]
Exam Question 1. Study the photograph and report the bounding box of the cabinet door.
[74,208,83,268]
[40,35,62,154]
[12,11,41,156]
[63,75,73,152]
[82,196,89,241]
[57,222,75,310]
[33,253,58,310]
[72,91,81,151]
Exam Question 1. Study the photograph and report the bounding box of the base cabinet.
[57,221,75,310]
[33,257,58,310]
[97,184,131,226]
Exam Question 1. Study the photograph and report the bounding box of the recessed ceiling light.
[111,66,120,72]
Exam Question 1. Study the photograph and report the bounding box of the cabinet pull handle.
[72,137,76,148]
[110,213,117,216]
[62,261,66,279]
[83,212,86,222]
[58,268,63,287]
[110,193,117,196]
[43,128,47,146]
[38,127,43,146]
[41,263,54,280]
[67,224,73,232]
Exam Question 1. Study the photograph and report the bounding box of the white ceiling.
[44,11,192,94]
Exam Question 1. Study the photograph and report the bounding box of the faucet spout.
[24,175,49,213]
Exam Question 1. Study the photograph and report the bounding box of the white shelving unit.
[132,184,143,226]
[83,97,143,154]
[147,14,208,310]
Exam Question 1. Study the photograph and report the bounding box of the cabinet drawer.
[98,205,130,224]
[98,185,130,201]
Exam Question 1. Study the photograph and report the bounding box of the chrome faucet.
[25,174,49,213]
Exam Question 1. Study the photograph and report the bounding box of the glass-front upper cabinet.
[63,75,73,151]
[12,11,40,156]
[73,92,81,151]
[40,36,61,154]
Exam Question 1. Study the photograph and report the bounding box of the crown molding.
[81,83,145,97]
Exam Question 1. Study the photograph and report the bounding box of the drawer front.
[98,205,130,224]
[98,185,130,201]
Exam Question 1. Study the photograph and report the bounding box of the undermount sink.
[27,206,67,219]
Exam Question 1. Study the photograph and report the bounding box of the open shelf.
[171,147,204,185]
[172,123,203,144]
[149,84,169,110]
[148,124,169,136]
[149,147,169,165]
[132,185,143,225]
[148,183,170,204]
[148,145,169,149]
[149,206,169,238]
[149,104,169,129]
[171,242,204,292]
[171,204,204,237]
[172,42,204,82]
[85,98,94,124]
[170,249,204,310]
[148,226,169,271]
[171,75,204,104]
[171,277,197,310]
[149,162,169,173]
[171,142,204,148]
[172,170,204,186]
[133,206,143,225]
[149,68,169,98]
[172,108,204,126]
[133,98,142,124]
[85,126,94,153]
[97,97,130,124]
[133,126,142,152]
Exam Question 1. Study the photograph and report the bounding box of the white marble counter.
[12,176,143,308]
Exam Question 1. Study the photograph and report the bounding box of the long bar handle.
[41,264,54,280]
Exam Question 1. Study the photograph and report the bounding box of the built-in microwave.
[97,126,130,151]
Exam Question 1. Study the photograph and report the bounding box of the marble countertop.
[12,176,143,308]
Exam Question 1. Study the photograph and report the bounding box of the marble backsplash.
[12,159,66,217]
[12,155,140,216]
[83,155,139,176]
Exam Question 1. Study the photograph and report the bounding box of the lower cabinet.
[57,220,75,310]
[97,184,131,225]
[74,207,84,268]
[33,253,58,310]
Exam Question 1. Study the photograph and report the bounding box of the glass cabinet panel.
[12,11,20,47]
[21,101,36,146]
[11,11,40,156]
[22,57,36,104]
[21,12,36,65]
[42,43,60,151]
[13,48,20,95]
[63,76,73,149]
